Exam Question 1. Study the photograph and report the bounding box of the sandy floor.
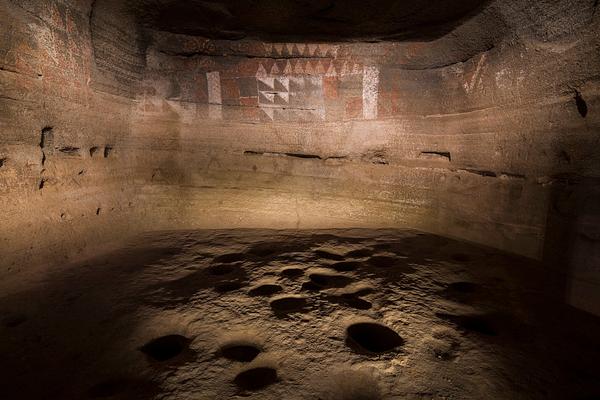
[1,229,599,399]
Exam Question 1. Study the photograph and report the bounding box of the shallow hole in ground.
[346,322,404,353]
[328,261,361,272]
[234,367,278,391]
[301,281,321,291]
[220,344,261,362]
[345,248,374,258]
[208,264,235,275]
[139,334,191,362]
[270,295,308,313]
[248,283,283,296]
[330,295,372,310]
[280,267,304,278]
[309,272,353,288]
[348,286,375,296]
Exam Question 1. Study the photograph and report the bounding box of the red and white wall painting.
[203,43,380,123]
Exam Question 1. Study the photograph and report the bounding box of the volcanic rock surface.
[1,229,599,399]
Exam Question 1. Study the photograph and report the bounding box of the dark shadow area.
[0,243,187,400]
[234,367,279,391]
[131,0,492,42]
[346,322,404,354]
[139,334,193,362]
[543,175,600,310]
[220,344,261,362]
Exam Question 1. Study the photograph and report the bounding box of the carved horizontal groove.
[458,168,497,177]
[450,168,528,180]
[244,151,354,163]
[58,146,81,155]
[244,150,322,159]
[500,172,526,179]
[420,151,451,161]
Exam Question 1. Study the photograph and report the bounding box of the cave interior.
[1,0,600,399]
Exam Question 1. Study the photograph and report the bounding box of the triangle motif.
[313,45,323,58]
[297,44,307,57]
[256,63,268,78]
[283,60,293,74]
[261,108,274,120]
[304,60,314,75]
[315,60,326,74]
[275,77,289,92]
[259,92,275,103]
[275,92,289,104]
[257,77,275,91]
[291,43,301,56]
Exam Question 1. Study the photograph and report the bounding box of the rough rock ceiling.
[134,0,490,41]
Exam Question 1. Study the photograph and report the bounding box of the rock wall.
[0,0,144,272]
[1,0,599,314]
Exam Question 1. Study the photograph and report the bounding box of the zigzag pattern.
[255,61,363,77]
[263,43,339,58]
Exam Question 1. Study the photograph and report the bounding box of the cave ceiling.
[132,0,490,42]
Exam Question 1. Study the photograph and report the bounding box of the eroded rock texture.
[1,230,599,399]
[0,0,599,315]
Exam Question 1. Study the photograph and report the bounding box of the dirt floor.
[1,229,599,399]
